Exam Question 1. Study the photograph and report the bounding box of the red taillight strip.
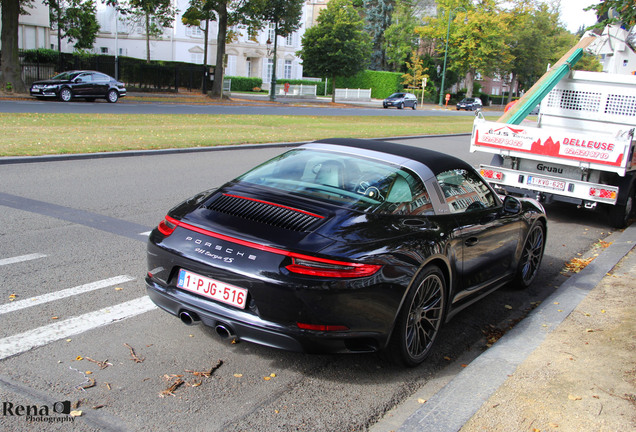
[297,322,349,331]
[166,216,380,278]
[223,194,325,219]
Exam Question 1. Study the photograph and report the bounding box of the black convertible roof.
[312,138,473,176]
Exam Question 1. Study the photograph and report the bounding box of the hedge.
[225,76,263,91]
[334,70,403,99]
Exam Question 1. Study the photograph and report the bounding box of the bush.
[226,76,262,92]
[335,70,403,99]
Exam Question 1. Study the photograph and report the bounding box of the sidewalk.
[373,224,635,432]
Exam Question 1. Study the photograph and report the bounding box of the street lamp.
[438,7,467,106]
[266,25,279,102]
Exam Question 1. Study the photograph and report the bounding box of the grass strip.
[0,113,481,157]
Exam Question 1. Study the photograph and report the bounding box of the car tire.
[107,89,119,103]
[512,222,545,288]
[59,88,72,102]
[398,103,403,110]
[388,265,447,367]
[607,184,634,229]
[412,102,417,110]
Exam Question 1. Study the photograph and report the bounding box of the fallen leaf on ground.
[418,398,427,404]
[563,257,594,273]
[234,373,243,378]
[70,410,83,417]
[159,378,184,398]
[568,394,582,401]
[124,343,144,363]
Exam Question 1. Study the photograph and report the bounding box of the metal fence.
[273,84,317,97]
[335,88,372,101]
[18,52,211,92]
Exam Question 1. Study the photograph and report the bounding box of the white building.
[0,0,50,51]
[50,1,314,87]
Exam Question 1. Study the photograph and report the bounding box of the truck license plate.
[527,176,566,191]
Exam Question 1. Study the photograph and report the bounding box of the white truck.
[470,27,636,228]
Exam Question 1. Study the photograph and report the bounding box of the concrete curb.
[397,224,636,432]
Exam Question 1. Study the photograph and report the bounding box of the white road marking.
[0,296,157,360]
[0,253,47,266]
[0,275,136,315]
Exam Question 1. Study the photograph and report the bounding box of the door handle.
[465,237,479,247]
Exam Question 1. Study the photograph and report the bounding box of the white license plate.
[177,269,248,309]
[527,176,566,191]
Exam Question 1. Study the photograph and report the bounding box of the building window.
[268,24,275,43]
[264,59,273,83]
[100,47,109,54]
[186,26,204,38]
[191,52,203,64]
[286,33,293,46]
[225,55,236,76]
[284,60,292,79]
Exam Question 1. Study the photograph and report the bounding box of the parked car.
[30,70,126,103]
[145,138,547,366]
[456,97,482,111]
[383,92,418,110]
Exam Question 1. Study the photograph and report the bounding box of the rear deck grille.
[208,194,323,232]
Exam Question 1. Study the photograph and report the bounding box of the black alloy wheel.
[398,102,404,110]
[514,223,545,288]
[389,265,446,367]
[412,102,417,110]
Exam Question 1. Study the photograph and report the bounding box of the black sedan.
[383,93,418,110]
[456,97,482,111]
[30,70,126,103]
[146,139,546,366]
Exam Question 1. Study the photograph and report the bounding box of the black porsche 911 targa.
[146,138,547,366]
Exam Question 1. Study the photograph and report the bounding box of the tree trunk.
[506,72,516,104]
[145,12,151,63]
[202,19,209,94]
[331,74,336,103]
[209,3,227,98]
[465,69,475,98]
[1,0,26,93]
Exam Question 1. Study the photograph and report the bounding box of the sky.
[556,0,601,33]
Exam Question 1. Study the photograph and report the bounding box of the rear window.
[236,149,433,215]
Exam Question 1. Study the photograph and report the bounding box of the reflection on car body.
[146,138,547,366]
[30,70,126,103]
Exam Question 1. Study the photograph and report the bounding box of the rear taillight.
[297,322,349,331]
[157,215,179,236]
[589,187,617,200]
[480,168,504,181]
[285,257,381,278]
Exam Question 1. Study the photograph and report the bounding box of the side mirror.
[503,195,521,214]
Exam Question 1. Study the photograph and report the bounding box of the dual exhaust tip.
[179,311,236,340]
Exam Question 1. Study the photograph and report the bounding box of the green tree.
[383,0,420,72]
[297,0,372,102]
[182,0,216,93]
[586,0,636,29]
[252,0,304,100]
[1,0,32,93]
[364,0,394,70]
[120,0,176,63]
[417,0,512,99]
[47,0,100,53]
[401,49,428,89]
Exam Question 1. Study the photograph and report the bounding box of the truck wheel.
[607,185,634,229]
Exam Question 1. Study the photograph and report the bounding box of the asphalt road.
[0,136,613,431]
[0,97,487,117]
